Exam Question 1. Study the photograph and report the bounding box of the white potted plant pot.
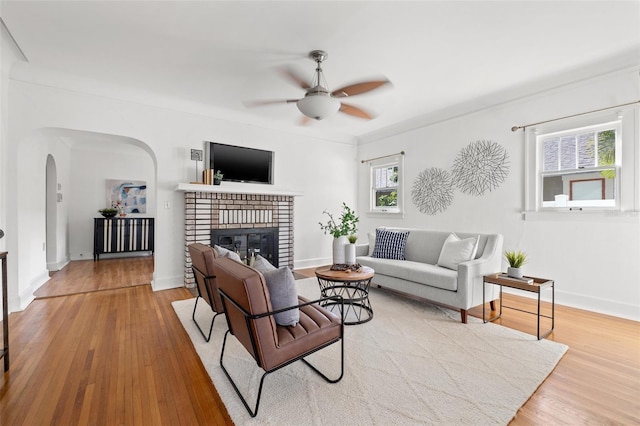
[507,267,523,279]
[332,236,348,264]
[344,243,356,265]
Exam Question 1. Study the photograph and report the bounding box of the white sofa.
[356,228,503,323]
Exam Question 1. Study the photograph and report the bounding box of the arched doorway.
[33,128,158,298]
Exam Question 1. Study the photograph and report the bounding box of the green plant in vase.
[318,202,358,238]
[319,203,359,265]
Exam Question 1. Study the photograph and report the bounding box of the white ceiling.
[2,1,639,142]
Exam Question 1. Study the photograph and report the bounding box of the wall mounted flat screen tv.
[205,142,274,184]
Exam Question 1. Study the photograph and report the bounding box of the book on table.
[497,274,534,284]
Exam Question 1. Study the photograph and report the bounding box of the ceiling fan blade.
[243,99,299,107]
[297,115,312,126]
[339,103,375,120]
[279,66,311,90]
[331,79,390,98]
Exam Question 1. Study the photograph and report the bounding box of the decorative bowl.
[99,208,118,218]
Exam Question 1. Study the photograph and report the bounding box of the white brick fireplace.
[176,183,301,287]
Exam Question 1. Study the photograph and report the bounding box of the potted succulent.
[505,250,527,279]
[319,203,359,265]
[213,170,224,185]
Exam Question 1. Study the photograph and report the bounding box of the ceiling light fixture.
[245,49,390,123]
[296,50,341,120]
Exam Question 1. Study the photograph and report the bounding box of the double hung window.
[538,121,620,209]
[369,156,403,214]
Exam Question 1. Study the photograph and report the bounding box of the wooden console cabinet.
[93,218,155,260]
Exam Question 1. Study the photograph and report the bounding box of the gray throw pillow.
[253,254,276,273]
[214,245,242,263]
[262,267,300,327]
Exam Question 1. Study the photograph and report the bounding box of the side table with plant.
[319,202,359,265]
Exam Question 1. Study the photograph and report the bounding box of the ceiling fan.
[247,50,390,122]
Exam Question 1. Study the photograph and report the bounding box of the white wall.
[0,21,18,317]
[357,68,640,321]
[11,129,74,308]
[3,68,356,311]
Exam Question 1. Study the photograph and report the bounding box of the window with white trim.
[370,156,403,214]
[537,121,620,209]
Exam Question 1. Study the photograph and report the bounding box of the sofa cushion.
[372,229,410,260]
[253,254,276,273]
[214,245,242,263]
[436,234,479,270]
[357,256,458,291]
[379,228,451,264]
[262,267,300,327]
[367,231,376,256]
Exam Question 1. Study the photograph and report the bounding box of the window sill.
[367,210,405,219]
[523,210,639,223]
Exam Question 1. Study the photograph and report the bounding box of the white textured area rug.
[172,278,568,425]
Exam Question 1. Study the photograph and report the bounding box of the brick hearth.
[183,191,294,287]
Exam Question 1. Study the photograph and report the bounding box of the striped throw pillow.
[372,229,410,260]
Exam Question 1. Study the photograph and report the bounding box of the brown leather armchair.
[212,257,344,417]
[188,243,224,342]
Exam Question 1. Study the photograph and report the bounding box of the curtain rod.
[361,151,405,164]
[511,100,640,132]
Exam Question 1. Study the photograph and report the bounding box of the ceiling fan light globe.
[297,93,340,120]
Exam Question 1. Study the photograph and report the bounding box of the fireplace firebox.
[211,227,279,267]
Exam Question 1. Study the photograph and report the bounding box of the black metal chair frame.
[218,289,345,417]
[191,266,223,342]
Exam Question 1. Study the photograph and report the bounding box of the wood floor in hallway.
[34,257,154,299]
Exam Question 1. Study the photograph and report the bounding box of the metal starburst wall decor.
[452,140,509,196]
[411,167,454,215]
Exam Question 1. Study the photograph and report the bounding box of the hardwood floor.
[1,257,230,425]
[34,257,154,299]
[467,296,640,425]
[1,259,638,425]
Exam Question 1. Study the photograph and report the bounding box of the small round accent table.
[315,266,375,325]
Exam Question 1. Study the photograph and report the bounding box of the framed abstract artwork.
[106,179,147,214]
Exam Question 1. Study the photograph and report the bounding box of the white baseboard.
[152,274,184,291]
[503,287,639,322]
[70,252,153,261]
[294,257,330,270]
[14,270,50,312]
[70,252,94,261]
[47,258,70,272]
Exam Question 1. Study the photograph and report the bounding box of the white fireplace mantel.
[175,183,303,197]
